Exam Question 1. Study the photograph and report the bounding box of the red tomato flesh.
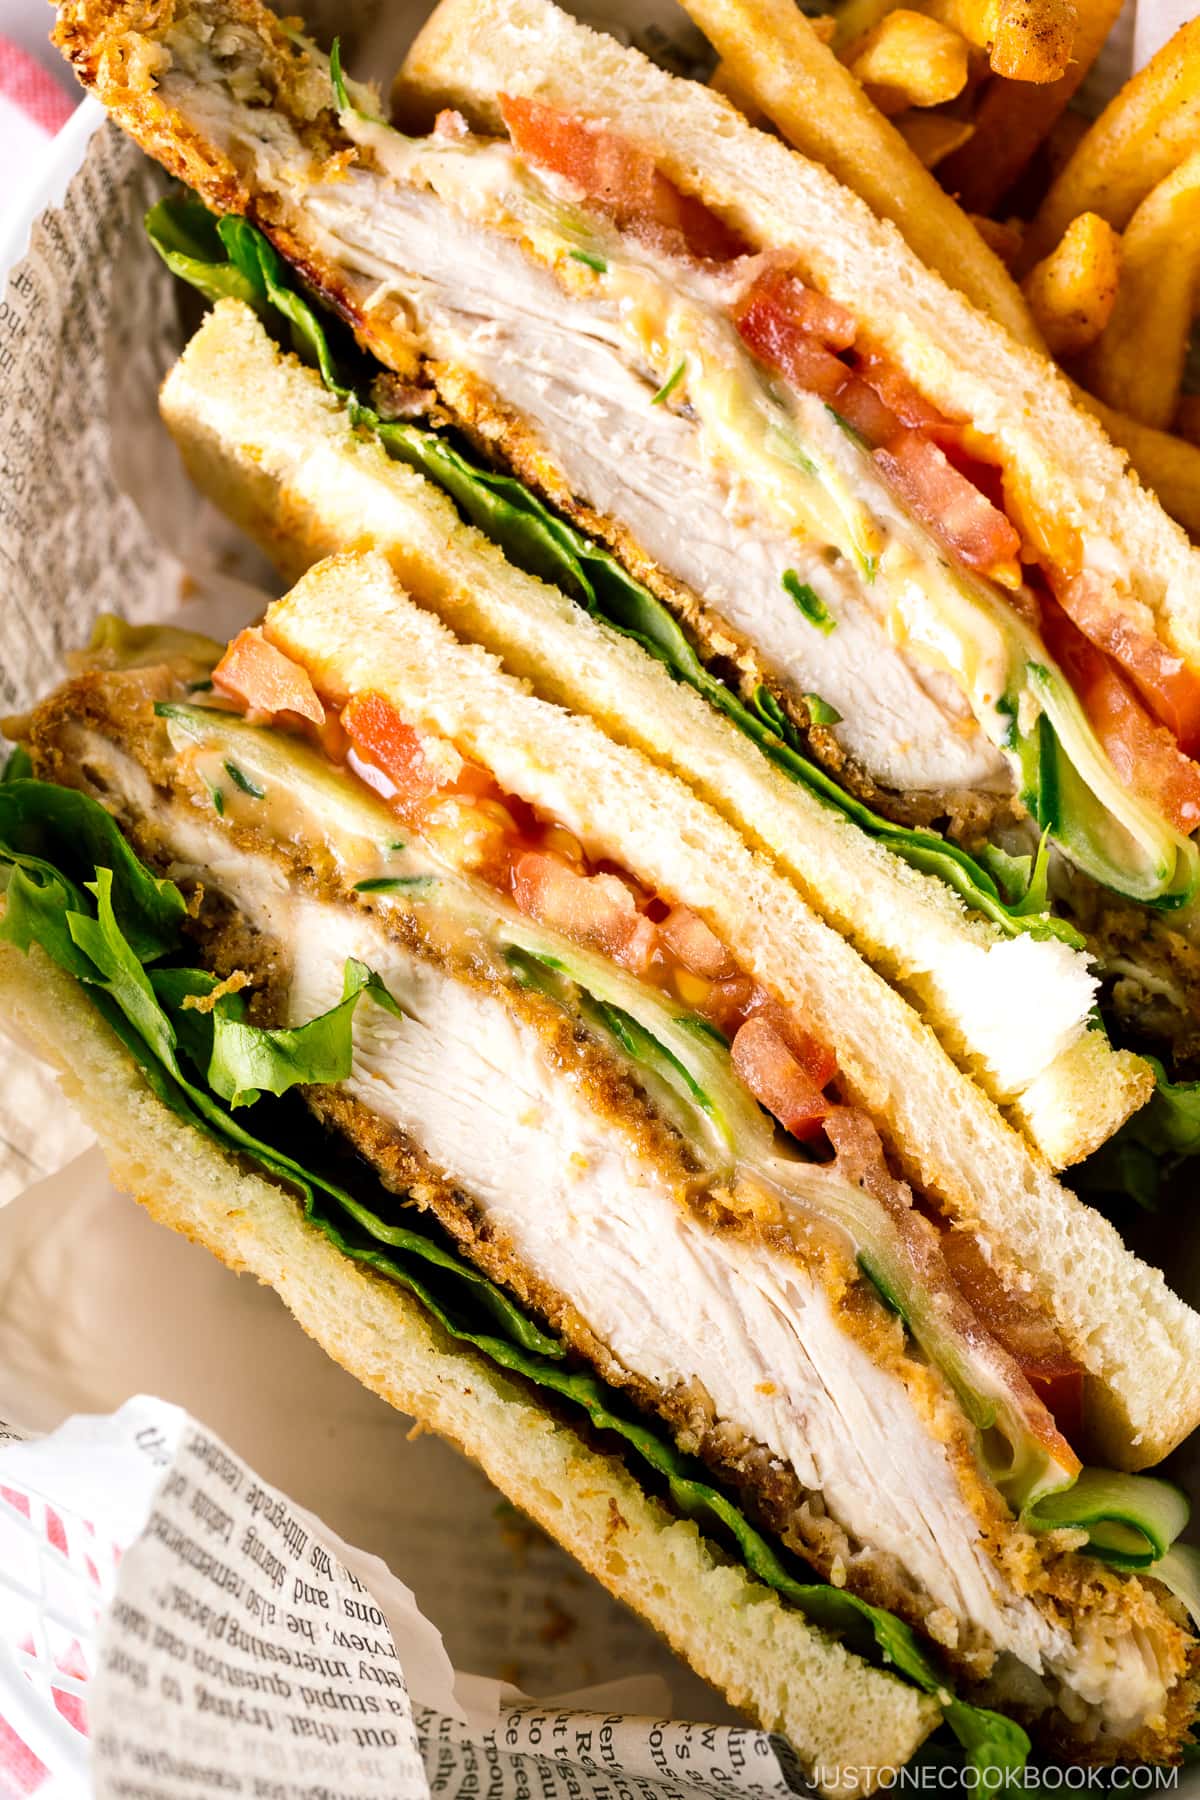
[659,904,737,980]
[938,1227,1085,1444]
[213,628,325,726]
[875,431,1021,577]
[1042,601,1200,838]
[512,850,657,973]
[341,691,462,810]
[732,270,851,400]
[731,1016,832,1141]
[1054,572,1200,758]
[499,94,747,263]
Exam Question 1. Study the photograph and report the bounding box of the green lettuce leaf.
[0,778,185,961]
[142,196,1083,953]
[205,956,404,1108]
[145,196,264,311]
[0,772,1023,1773]
[1,745,33,783]
[1075,1055,1200,1211]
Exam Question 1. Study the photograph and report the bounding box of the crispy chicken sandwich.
[3,537,1200,1785]
[50,0,1200,1184]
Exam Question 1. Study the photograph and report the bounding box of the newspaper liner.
[0,0,1195,1793]
[0,1395,799,1800]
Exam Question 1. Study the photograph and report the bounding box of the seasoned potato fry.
[1076,383,1200,540]
[897,111,976,168]
[1021,211,1121,356]
[989,0,1075,82]
[938,0,1120,212]
[918,0,1074,80]
[1175,396,1200,447]
[970,212,1024,267]
[1025,19,1200,263]
[1082,152,1200,430]
[847,10,970,113]
[677,0,1041,344]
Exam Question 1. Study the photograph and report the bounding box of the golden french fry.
[917,0,1074,80]
[970,211,1023,267]
[1025,18,1200,265]
[709,57,766,121]
[1081,152,1200,430]
[831,0,901,51]
[896,110,976,168]
[1075,382,1200,540]
[676,0,1041,344]
[848,10,970,112]
[988,0,1075,82]
[1175,395,1200,446]
[1021,211,1121,357]
[937,0,1119,212]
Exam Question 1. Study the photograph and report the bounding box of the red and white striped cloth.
[0,30,75,199]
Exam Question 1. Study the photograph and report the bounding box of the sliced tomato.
[341,691,462,811]
[698,975,757,1036]
[823,1107,912,1213]
[659,905,736,980]
[938,1227,1085,1444]
[732,266,855,399]
[874,430,1022,578]
[852,348,943,434]
[826,373,900,449]
[1042,600,1200,838]
[498,94,747,262]
[512,850,657,973]
[746,994,839,1090]
[731,1016,832,1141]
[1055,571,1200,758]
[213,627,325,727]
[735,267,857,350]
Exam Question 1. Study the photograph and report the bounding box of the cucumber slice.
[1147,1543,1200,1624]
[1027,667,1199,909]
[1024,1468,1190,1569]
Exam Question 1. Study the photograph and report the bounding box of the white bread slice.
[157,302,1154,1171]
[261,548,1200,1470]
[395,0,1200,677]
[0,938,938,1790]
[53,0,1200,685]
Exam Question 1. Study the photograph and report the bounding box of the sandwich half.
[150,307,1200,1480]
[2,550,1199,1779]
[51,0,1197,1180]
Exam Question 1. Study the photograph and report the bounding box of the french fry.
[831,0,900,52]
[897,111,976,168]
[709,57,765,122]
[1021,211,1121,357]
[918,0,1075,81]
[1025,18,1200,264]
[1075,383,1200,541]
[1175,396,1200,447]
[937,0,1120,212]
[970,212,1023,268]
[1082,152,1200,431]
[988,0,1075,83]
[676,0,1041,344]
[847,10,970,114]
